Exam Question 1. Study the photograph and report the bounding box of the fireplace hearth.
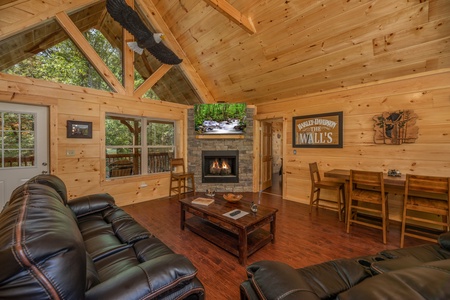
[202,150,239,183]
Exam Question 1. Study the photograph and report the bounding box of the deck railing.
[106,152,173,176]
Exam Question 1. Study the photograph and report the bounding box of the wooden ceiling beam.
[136,0,215,104]
[122,0,135,94]
[203,0,256,35]
[55,11,126,95]
[0,0,102,42]
[134,64,172,98]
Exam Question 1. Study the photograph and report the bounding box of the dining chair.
[169,158,196,200]
[400,174,450,248]
[309,162,345,221]
[347,170,389,244]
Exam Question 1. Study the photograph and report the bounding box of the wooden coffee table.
[180,194,278,265]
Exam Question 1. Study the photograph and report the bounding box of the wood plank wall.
[0,73,189,207]
[255,70,450,221]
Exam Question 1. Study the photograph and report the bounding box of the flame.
[222,161,230,169]
[212,160,220,169]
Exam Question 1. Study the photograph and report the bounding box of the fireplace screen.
[202,150,239,183]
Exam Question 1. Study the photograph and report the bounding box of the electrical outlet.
[66,149,76,156]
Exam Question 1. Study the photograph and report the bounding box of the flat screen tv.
[194,103,246,135]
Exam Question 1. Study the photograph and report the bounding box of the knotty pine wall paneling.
[0,73,188,207]
[256,70,450,222]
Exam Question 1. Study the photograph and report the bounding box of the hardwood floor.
[123,192,424,300]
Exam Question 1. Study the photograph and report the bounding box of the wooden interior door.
[261,121,272,190]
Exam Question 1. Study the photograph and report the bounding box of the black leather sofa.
[0,174,205,299]
[240,232,450,300]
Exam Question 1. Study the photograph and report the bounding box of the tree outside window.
[105,114,175,178]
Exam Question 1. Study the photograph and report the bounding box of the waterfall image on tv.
[194,103,246,135]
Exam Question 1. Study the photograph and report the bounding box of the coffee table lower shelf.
[184,216,272,262]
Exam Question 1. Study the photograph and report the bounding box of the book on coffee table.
[191,197,215,206]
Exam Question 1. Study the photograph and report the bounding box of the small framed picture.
[67,120,92,139]
[293,111,343,148]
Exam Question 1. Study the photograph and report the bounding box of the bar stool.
[169,158,196,200]
[347,170,389,244]
[309,162,345,221]
[400,174,450,248]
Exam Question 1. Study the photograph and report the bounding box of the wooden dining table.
[324,169,406,190]
[324,169,406,223]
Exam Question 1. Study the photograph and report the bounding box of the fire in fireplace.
[202,150,239,183]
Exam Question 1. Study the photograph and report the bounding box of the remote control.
[230,210,241,216]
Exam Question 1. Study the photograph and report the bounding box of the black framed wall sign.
[67,120,92,138]
[293,111,343,148]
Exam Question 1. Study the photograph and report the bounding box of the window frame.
[105,113,176,179]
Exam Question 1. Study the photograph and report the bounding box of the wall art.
[67,120,92,139]
[373,110,418,145]
[293,111,343,148]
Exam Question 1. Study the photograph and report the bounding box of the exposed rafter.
[136,0,215,104]
[122,0,136,94]
[134,64,172,98]
[203,0,255,35]
[55,11,126,94]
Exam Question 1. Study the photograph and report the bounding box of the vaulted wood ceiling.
[1,0,449,106]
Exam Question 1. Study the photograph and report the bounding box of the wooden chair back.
[405,174,450,197]
[401,174,450,247]
[309,162,321,184]
[170,158,186,175]
[350,169,384,190]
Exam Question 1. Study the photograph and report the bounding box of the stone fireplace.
[202,150,239,183]
[187,108,254,192]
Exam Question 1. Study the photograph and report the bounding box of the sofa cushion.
[134,237,175,261]
[297,258,371,299]
[337,259,450,300]
[87,252,199,300]
[69,193,115,217]
[370,256,423,274]
[112,216,151,243]
[380,243,450,262]
[0,183,86,300]
[246,261,320,300]
[27,174,68,205]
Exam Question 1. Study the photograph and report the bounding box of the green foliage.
[3,29,121,91]
[194,103,247,130]
[147,122,174,146]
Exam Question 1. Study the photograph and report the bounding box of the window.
[105,114,175,178]
[1,111,35,168]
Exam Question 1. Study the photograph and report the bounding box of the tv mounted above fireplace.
[194,103,246,135]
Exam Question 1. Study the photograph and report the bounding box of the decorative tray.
[223,193,243,202]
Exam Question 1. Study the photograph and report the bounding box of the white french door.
[0,102,49,210]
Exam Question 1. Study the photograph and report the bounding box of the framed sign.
[293,112,343,148]
[67,120,92,138]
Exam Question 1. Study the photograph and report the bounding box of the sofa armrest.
[85,254,199,300]
[439,231,450,250]
[68,193,115,217]
[245,261,320,300]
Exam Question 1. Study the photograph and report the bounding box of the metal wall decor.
[293,111,343,148]
[373,110,418,145]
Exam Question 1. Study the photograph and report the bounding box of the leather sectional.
[0,174,204,299]
[240,232,450,299]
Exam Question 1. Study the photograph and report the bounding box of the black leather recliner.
[240,232,450,300]
[0,174,205,299]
